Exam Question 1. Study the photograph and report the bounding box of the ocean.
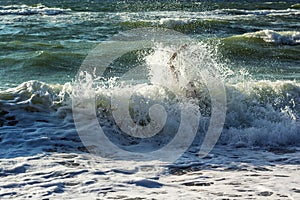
[0,0,299,199]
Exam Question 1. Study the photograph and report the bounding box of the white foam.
[220,8,300,17]
[244,30,300,45]
[223,80,300,147]
[0,4,70,16]
[1,44,299,149]
[0,147,299,199]
[0,44,300,199]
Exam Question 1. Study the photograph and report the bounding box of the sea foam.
[244,30,300,45]
[1,43,299,148]
[0,4,70,16]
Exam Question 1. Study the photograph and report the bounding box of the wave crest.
[0,4,70,16]
[244,30,300,45]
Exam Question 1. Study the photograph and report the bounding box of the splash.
[0,39,299,148]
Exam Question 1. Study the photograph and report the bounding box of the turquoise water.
[0,1,299,150]
[0,2,300,199]
[0,0,299,88]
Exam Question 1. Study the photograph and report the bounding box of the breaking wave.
[0,43,299,148]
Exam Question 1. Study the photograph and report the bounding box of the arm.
[168,44,188,82]
[168,44,187,66]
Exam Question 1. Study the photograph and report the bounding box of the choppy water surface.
[0,1,299,198]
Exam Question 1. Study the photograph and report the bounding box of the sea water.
[0,1,299,199]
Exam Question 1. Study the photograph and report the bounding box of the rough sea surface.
[0,0,299,199]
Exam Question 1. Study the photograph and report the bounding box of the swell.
[120,19,234,34]
[118,7,300,34]
[218,30,300,64]
[224,30,300,45]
